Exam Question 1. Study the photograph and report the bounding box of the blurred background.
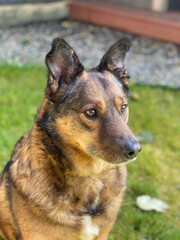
[0,0,179,239]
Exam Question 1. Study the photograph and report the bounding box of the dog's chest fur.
[64,168,126,238]
[10,140,127,238]
[82,215,99,239]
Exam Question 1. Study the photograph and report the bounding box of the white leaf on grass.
[136,195,169,212]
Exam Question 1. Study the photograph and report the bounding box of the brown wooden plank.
[69,1,180,44]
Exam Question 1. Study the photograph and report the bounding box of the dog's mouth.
[104,141,141,165]
[88,147,138,165]
[104,155,138,165]
[117,156,137,165]
[85,139,141,166]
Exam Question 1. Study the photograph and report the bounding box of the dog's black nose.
[124,141,142,159]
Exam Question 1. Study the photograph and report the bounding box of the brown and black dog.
[0,38,141,240]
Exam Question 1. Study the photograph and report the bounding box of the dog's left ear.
[46,38,84,93]
[97,38,131,86]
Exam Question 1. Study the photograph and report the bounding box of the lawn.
[0,65,179,240]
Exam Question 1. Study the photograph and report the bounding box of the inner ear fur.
[45,38,84,93]
[98,38,131,86]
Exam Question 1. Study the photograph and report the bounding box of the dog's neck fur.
[31,124,114,177]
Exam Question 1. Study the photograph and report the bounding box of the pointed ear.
[45,38,84,93]
[98,38,131,85]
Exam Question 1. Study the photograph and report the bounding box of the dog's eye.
[121,104,128,113]
[85,109,97,119]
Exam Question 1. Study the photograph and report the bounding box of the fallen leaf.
[136,195,169,212]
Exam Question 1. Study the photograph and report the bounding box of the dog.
[0,38,141,240]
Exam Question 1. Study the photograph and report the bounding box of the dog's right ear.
[97,38,131,86]
[45,38,84,93]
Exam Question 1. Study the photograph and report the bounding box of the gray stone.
[0,20,179,88]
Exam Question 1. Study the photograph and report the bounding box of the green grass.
[0,65,47,167]
[0,65,179,240]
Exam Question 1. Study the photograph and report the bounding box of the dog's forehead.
[77,70,126,99]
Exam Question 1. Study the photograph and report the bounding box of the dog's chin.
[105,156,137,166]
[119,157,137,165]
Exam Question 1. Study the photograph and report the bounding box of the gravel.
[0,19,179,88]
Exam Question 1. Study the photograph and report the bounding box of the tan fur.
[0,127,127,239]
[0,38,140,240]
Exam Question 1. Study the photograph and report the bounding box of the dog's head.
[37,38,141,165]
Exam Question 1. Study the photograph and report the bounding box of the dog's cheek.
[55,116,76,143]
[79,113,99,131]
[54,115,89,149]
